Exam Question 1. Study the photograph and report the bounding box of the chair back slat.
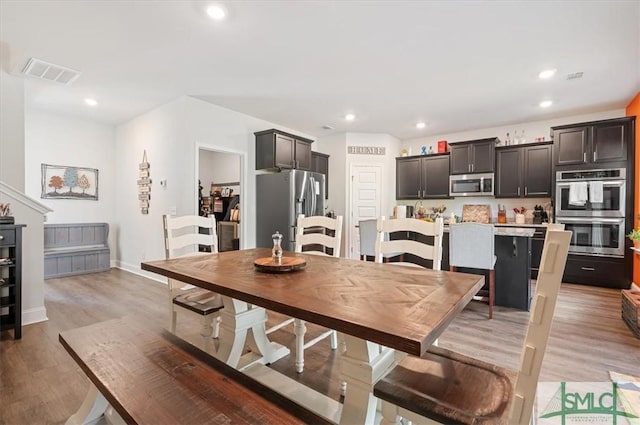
[295,214,343,258]
[375,217,444,270]
[163,214,217,259]
[510,229,571,425]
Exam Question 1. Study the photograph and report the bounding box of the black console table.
[0,224,25,339]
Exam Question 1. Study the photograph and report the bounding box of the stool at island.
[44,223,110,279]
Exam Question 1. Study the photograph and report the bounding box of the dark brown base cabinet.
[255,129,314,171]
[0,224,25,339]
[563,254,628,289]
[396,154,450,199]
[496,142,552,198]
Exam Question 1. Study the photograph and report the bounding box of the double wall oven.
[555,168,626,258]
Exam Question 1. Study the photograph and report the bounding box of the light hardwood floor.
[1,268,639,425]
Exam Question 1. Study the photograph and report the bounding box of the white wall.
[403,109,626,153]
[0,43,25,191]
[115,96,312,279]
[24,109,117,262]
[198,150,241,195]
[315,132,347,219]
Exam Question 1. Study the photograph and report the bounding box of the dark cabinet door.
[523,144,552,197]
[295,139,312,170]
[495,148,522,198]
[592,121,628,163]
[449,144,471,174]
[554,126,589,166]
[274,134,295,168]
[421,155,450,198]
[396,157,421,199]
[471,140,495,173]
[311,152,329,199]
[496,143,552,198]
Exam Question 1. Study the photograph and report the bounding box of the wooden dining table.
[142,247,484,425]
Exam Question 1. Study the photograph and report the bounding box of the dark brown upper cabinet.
[496,142,552,198]
[311,151,329,199]
[449,137,497,175]
[255,129,313,170]
[396,154,450,200]
[552,117,633,167]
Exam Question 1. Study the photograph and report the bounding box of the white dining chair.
[266,214,343,374]
[374,217,444,270]
[163,214,223,338]
[374,229,572,425]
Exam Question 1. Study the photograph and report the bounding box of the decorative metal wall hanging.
[41,164,99,200]
[137,151,151,214]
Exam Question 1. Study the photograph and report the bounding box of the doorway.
[197,147,243,251]
[348,164,383,260]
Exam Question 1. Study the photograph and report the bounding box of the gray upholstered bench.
[44,223,110,278]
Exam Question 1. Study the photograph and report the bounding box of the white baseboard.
[22,306,48,325]
[115,260,166,284]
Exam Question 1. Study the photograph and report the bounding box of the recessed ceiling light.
[206,4,227,20]
[539,100,553,108]
[84,98,98,106]
[416,122,426,129]
[538,69,557,79]
[344,113,356,121]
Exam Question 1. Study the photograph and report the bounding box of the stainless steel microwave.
[449,173,494,197]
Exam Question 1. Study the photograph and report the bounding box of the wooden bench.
[60,317,331,425]
[44,223,110,278]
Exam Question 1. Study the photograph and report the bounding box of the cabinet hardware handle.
[517,187,520,196]
[525,186,528,196]
[422,190,425,198]
[468,164,471,172]
[417,190,420,197]
[581,267,595,271]
[594,151,597,162]
[583,152,587,162]
[0,235,4,240]
[471,163,474,172]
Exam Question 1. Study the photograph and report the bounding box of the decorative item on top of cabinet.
[552,116,634,167]
[396,153,450,200]
[311,151,329,199]
[255,129,314,171]
[449,137,498,175]
[495,142,552,198]
[0,224,25,339]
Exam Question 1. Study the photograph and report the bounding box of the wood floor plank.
[0,269,638,425]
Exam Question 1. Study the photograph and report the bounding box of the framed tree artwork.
[41,164,99,200]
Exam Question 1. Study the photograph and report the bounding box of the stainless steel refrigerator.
[256,170,326,251]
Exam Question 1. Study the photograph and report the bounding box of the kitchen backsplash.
[396,197,553,223]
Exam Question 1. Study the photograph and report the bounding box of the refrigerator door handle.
[310,176,317,216]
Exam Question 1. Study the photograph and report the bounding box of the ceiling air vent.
[21,58,81,85]
[566,72,584,80]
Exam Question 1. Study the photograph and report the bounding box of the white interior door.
[348,164,382,260]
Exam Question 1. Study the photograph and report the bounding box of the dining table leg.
[213,296,290,370]
[339,334,397,425]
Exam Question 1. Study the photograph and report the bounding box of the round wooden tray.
[254,256,306,273]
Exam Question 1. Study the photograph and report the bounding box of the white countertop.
[494,227,535,237]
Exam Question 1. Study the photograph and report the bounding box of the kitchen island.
[392,225,535,311]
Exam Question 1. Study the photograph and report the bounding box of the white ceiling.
[1,1,639,140]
